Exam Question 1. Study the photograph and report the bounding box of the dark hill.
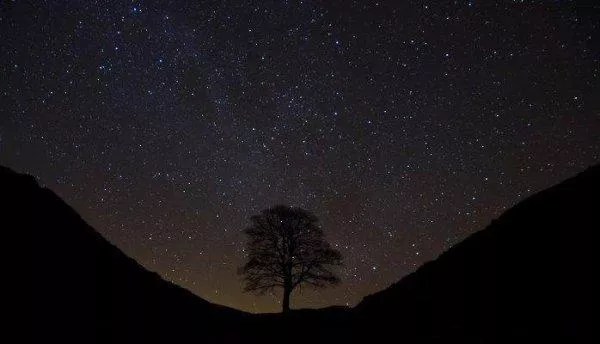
[354,164,599,342]
[2,166,252,343]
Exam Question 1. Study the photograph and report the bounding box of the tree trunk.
[282,285,291,313]
[282,263,292,313]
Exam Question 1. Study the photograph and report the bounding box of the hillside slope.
[2,166,251,343]
[355,164,599,342]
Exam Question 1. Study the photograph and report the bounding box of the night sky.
[1,1,598,313]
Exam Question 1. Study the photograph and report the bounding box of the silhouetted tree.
[240,205,343,313]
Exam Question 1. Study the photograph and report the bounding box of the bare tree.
[240,205,343,312]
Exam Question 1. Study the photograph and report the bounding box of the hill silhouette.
[5,163,598,343]
[355,164,598,342]
[2,166,252,343]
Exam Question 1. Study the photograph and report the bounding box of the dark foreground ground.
[4,163,597,343]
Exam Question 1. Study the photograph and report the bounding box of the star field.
[1,1,599,313]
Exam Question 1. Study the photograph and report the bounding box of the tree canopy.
[240,205,343,312]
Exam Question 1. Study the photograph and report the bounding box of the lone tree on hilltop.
[240,205,343,313]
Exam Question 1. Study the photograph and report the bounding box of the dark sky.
[1,0,598,313]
